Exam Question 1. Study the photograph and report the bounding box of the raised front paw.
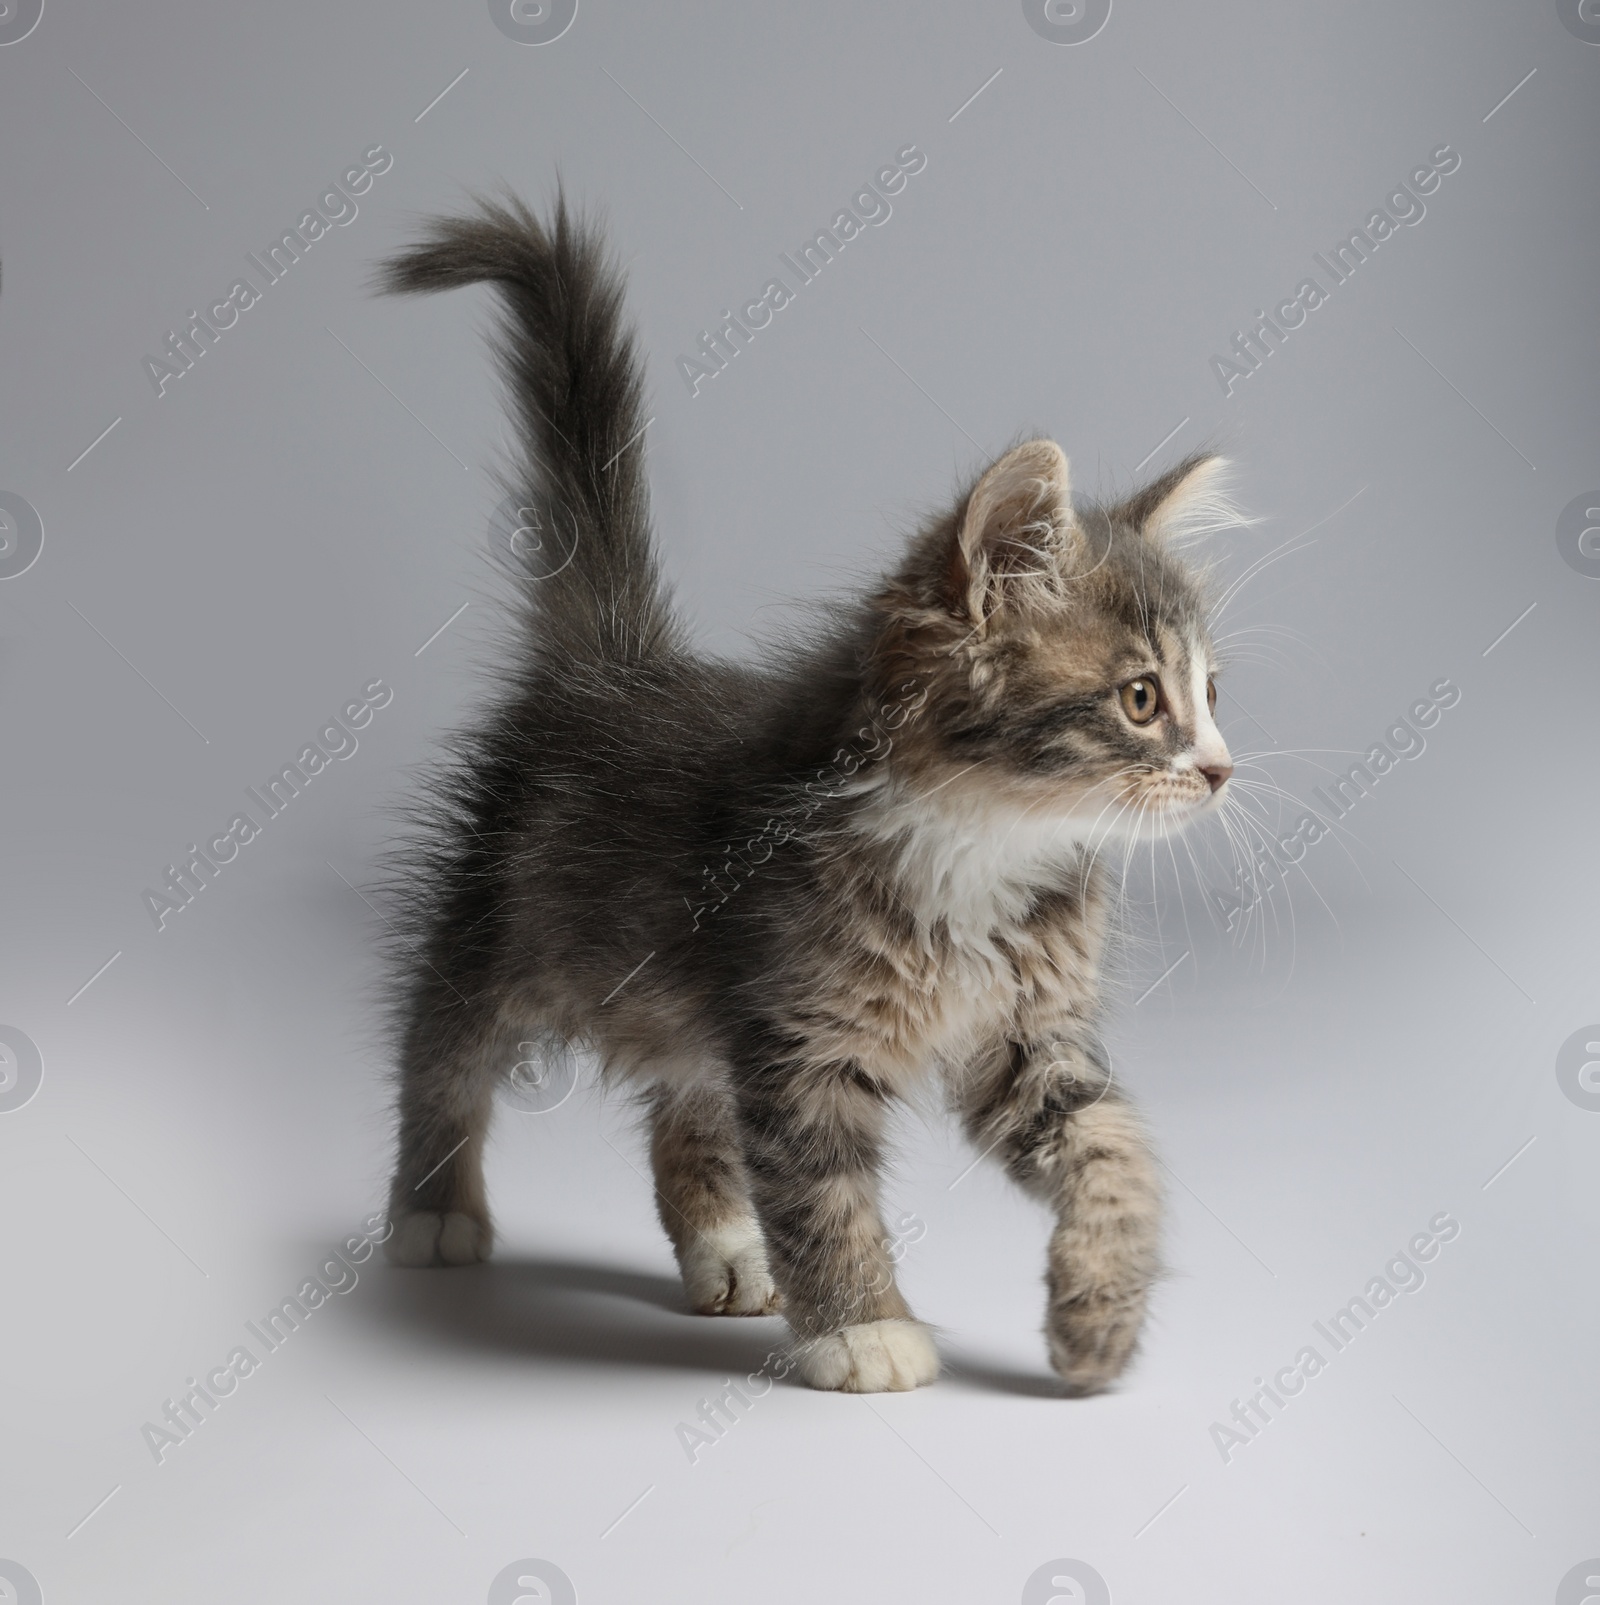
[384,1209,492,1267]
[796,1320,940,1393]
[679,1220,781,1316]
[1046,1287,1148,1394]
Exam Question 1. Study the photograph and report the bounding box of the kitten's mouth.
[1126,778,1219,820]
[1056,775,1216,836]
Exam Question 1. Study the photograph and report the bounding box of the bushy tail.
[380,193,679,664]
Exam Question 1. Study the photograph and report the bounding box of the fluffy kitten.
[377,196,1239,1394]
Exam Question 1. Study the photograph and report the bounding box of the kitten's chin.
[1163,791,1223,828]
[1122,809,1204,841]
[1178,785,1226,820]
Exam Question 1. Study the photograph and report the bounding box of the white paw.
[680,1219,780,1316]
[797,1320,940,1393]
[385,1210,490,1267]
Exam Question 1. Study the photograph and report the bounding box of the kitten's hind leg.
[959,1031,1162,1393]
[385,988,512,1268]
[648,1080,779,1316]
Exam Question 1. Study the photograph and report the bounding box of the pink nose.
[1200,762,1233,793]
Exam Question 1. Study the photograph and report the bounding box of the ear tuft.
[952,439,1078,621]
[1121,454,1252,547]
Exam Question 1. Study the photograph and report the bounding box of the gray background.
[1,1,1597,1601]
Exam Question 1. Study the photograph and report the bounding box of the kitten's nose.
[1200,761,1233,793]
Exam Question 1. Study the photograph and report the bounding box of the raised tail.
[379,193,680,664]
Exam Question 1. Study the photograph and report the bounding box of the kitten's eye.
[1119,677,1161,725]
[1206,675,1217,714]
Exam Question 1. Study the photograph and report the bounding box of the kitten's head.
[875,440,1241,840]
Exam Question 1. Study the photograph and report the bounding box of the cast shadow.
[359,1252,794,1379]
[939,1354,1076,1400]
[358,1251,1072,1398]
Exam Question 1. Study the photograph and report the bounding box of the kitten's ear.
[949,439,1078,622]
[1119,453,1248,546]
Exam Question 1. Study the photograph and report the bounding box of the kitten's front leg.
[730,1053,939,1393]
[961,1031,1162,1393]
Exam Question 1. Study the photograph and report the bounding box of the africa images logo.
[674,146,927,397]
[1207,1212,1461,1464]
[139,679,393,931]
[1556,491,1600,578]
[1209,145,1460,396]
[0,0,43,46]
[0,490,43,580]
[140,147,394,399]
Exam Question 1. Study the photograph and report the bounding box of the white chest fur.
[844,776,1104,1066]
